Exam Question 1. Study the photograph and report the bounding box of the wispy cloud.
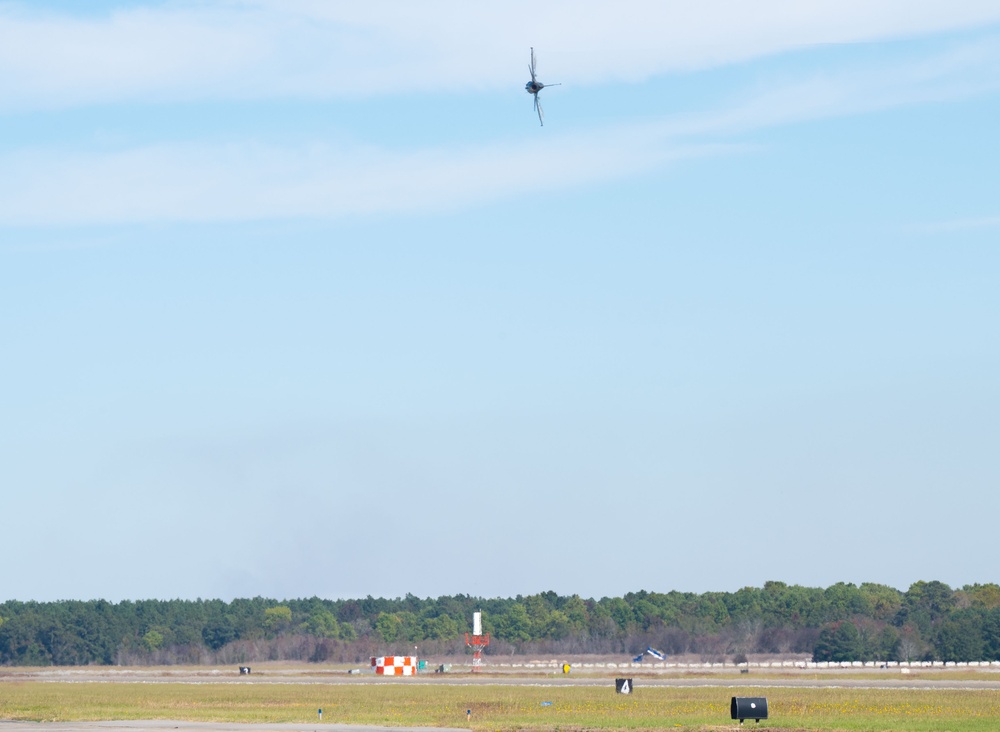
[674,34,1000,134]
[0,133,739,226]
[912,215,1000,234]
[2,30,998,228]
[1,2,998,227]
[2,0,1000,110]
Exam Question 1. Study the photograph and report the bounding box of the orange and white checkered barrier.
[370,656,417,675]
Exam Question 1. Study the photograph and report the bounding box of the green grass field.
[2,681,999,732]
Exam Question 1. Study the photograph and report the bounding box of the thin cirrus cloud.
[913,215,1000,234]
[676,33,1000,136]
[0,133,729,226]
[2,0,1000,110]
[1,35,996,228]
[0,1,997,227]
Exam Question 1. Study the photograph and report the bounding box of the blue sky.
[2,1,998,603]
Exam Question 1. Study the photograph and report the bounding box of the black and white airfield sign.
[615,678,633,694]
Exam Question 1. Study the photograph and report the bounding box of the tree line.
[1,581,999,666]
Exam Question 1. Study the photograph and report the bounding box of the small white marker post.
[318,709,322,721]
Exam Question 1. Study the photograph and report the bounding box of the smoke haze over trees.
[2,581,1000,666]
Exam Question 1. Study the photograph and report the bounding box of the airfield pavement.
[3,664,1000,690]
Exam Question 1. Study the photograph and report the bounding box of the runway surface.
[3,665,1000,691]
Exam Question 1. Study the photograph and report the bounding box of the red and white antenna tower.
[465,611,490,672]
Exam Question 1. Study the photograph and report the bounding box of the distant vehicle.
[525,47,560,126]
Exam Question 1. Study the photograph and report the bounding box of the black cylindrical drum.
[731,696,768,721]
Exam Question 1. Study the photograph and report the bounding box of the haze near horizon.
[1,1,997,603]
